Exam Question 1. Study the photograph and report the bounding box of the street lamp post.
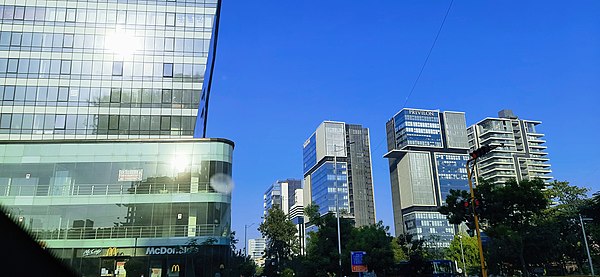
[458,234,467,277]
[333,144,343,276]
[332,141,354,276]
[579,214,595,276]
[244,223,256,257]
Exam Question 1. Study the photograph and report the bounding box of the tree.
[304,204,355,277]
[391,237,408,263]
[536,181,591,274]
[345,221,395,276]
[445,233,480,275]
[259,207,299,275]
[439,178,550,276]
[393,233,430,276]
[438,189,473,229]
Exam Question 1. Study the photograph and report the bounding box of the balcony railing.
[0,183,220,197]
[29,224,225,240]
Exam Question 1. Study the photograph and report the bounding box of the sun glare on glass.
[105,28,141,57]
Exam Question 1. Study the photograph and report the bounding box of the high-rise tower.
[467,109,552,184]
[385,108,469,247]
[303,121,376,227]
[0,0,231,276]
[263,179,305,254]
[0,0,217,140]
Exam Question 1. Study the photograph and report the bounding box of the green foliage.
[227,232,257,277]
[394,233,427,259]
[259,207,300,275]
[304,204,396,276]
[232,255,257,277]
[393,233,432,276]
[391,237,408,263]
[345,221,395,276]
[438,189,473,226]
[477,178,549,230]
[281,268,295,277]
[532,181,591,271]
[439,178,600,276]
[305,204,355,276]
[444,233,480,276]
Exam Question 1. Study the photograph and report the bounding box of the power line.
[402,0,455,108]
[372,0,455,156]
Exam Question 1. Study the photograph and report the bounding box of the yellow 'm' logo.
[106,247,118,256]
[171,264,180,272]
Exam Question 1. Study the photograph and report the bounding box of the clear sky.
[205,1,600,243]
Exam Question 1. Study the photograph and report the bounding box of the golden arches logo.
[106,247,118,256]
[171,264,180,272]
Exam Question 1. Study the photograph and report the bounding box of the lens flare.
[210,173,234,194]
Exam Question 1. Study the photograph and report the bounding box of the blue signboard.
[481,232,491,246]
[351,251,368,272]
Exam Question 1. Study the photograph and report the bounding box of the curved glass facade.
[0,139,233,245]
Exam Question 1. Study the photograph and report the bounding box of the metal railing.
[30,224,224,240]
[0,183,220,197]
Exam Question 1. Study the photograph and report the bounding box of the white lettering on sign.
[118,169,143,182]
[145,247,189,255]
[82,248,102,257]
[407,110,436,116]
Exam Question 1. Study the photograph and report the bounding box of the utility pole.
[244,223,256,257]
[458,234,467,277]
[579,214,595,276]
[466,143,502,277]
[333,144,342,277]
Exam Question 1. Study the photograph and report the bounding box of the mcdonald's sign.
[171,264,180,272]
[106,247,119,256]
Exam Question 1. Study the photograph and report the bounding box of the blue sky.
[205,1,600,242]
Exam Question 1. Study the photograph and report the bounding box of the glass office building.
[303,121,376,227]
[385,109,469,247]
[0,0,216,140]
[0,139,233,276]
[263,179,301,216]
[0,0,228,276]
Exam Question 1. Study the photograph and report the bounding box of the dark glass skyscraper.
[385,109,469,247]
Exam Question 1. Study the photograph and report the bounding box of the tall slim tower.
[263,179,302,216]
[303,121,376,227]
[0,0,231,276]
[467,109,552,184]
[263,179,305,254]
[385,108,469,247]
